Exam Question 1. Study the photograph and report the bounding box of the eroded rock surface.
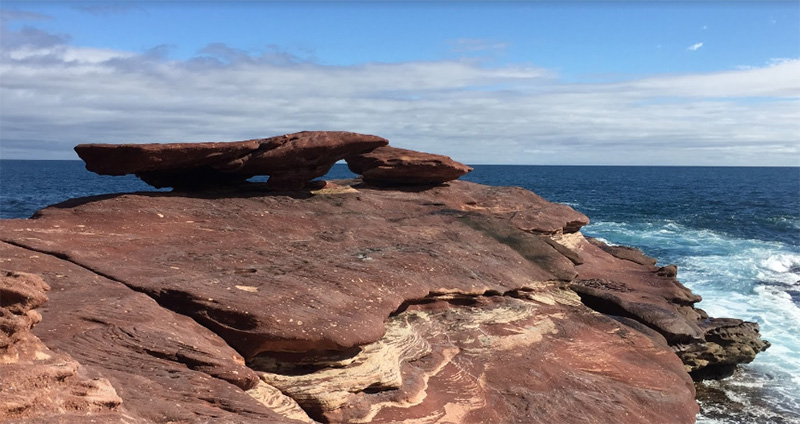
[345,146,473,185]
[1,270,124,423]
[0,248,306,423]
[0,175,767,423]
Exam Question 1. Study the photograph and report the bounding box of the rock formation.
[75,131,475,190]
[75,131,389,190]
[345,146,473,185]
[575,237,769,378]
[1,134,768,423]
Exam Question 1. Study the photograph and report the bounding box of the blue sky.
[1,1,798,165]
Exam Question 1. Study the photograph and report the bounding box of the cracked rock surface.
[0,177,766,423]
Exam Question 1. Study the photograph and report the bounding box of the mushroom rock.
[74,131,388,190]
[346,146,473,185]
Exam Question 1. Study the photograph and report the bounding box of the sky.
[0,1,798,165]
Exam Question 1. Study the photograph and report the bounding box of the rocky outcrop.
[345,146,473,185]
[0,248,306,424]
[1,271,123,422]
[572,237,769,376]
[3,182,587,359]
[0,147,768,423]
[675,318,771,378]
[75,131,388,190]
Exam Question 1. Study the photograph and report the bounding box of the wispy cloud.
[0,9,52,22]
[687,42,703,51]
[73,4,146,16]
[448,38,509,53]
[1,27,798,165]
[0,25,70,49]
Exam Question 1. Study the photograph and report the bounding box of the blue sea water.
[2,161,799,423]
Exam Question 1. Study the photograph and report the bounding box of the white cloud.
[1,31,798,166]
[687,42,703,51]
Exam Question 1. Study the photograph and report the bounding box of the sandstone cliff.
[0,132,767,423]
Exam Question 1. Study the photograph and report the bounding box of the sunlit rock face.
[0,138,767,423]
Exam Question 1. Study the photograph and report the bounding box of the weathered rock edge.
[0,177,768,423]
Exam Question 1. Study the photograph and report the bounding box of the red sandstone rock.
[587,237,658,266]
[346,146,473,184]
[74,131,388,190]
[1,270,125,423]
[2,181,581,357]
[0,250,304,423]
[0,178,766,423]
[572,237,769,373]
[239,131,388,190]
[254,292,696,423]
[73,139,262,176]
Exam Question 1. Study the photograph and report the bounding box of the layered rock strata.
[0,143,768,422]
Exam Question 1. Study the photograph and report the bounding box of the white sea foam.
[591,237,613,246]
[584,220,800,423]
[759,253,800,285]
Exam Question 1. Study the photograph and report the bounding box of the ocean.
[2,160,799,423]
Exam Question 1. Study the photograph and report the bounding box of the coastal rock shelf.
[0,133,767,423]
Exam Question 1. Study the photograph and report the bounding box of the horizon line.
[1,158,797,168]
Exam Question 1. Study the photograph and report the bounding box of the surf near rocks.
[1,131,767,423]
